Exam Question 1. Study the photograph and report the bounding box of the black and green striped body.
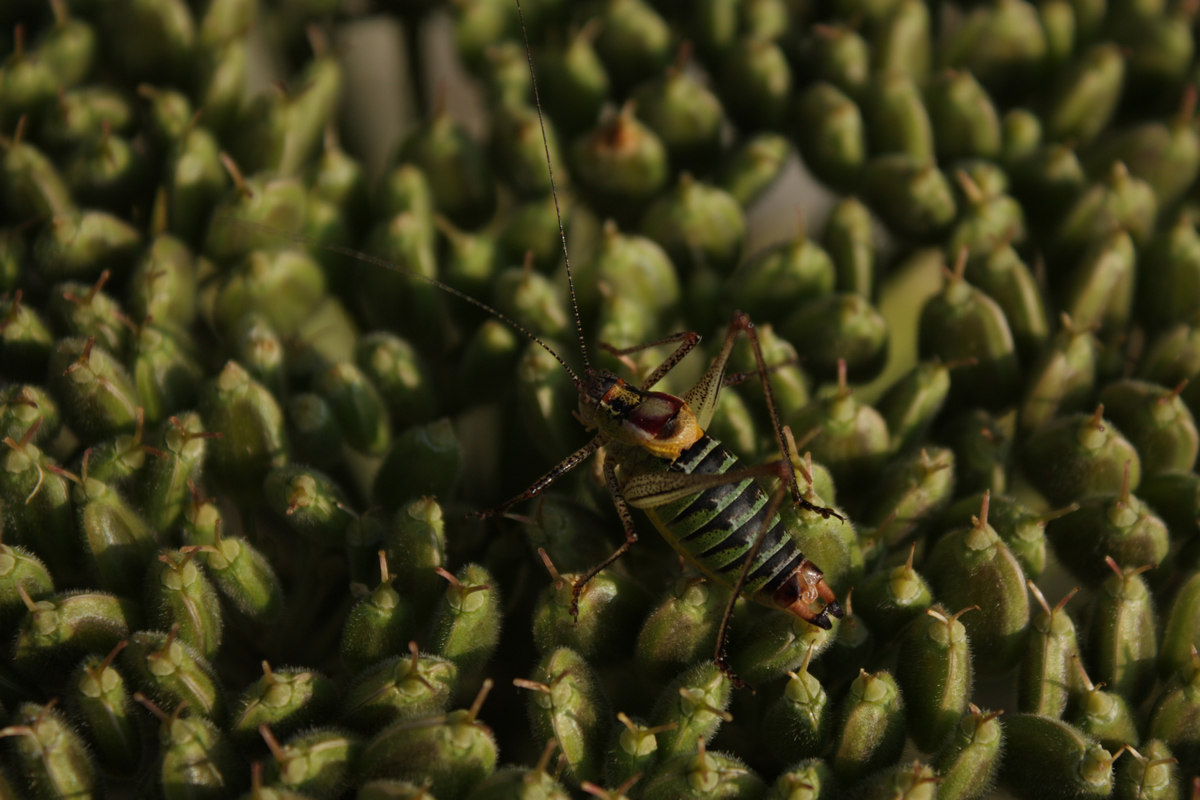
[618,433,808,608]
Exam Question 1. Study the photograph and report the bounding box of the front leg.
[470,435,602,518]
[568,454,639,618]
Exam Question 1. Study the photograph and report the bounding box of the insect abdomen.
[636,435,808,604]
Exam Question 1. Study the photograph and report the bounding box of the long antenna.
[515,0,593,376]
[223,219,582,386]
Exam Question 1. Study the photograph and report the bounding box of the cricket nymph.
[577,366,845,633]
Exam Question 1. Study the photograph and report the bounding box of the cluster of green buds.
[6,0,1200,796]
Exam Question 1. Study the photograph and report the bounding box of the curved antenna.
[515,0,592,376]
[222,218,582,386]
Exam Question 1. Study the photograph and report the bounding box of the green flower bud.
[0,701,97,800]
[727,589,838,686]
[1019,316,1099,435]
[121,628,223,720]
[480,39,531,108]
[535,22,609,134]
[830,669,906,782]
[136,412,212,530]
[874,361,949,455]
[1048,464,1168,586]
[430,563,501,696]
[861,446,955,549]
[146,547,222,661]
[398,110,496,229]
[1001,107,1042,167]
[571,106,670,224]
[62,129,145,211]
[200,359,289,490]
[35,209,141,283]
[802,23,869,96]
[718,36,792,132]
[436,214,499,304]
[39,85,135,151]
[452,0,517,72]
[862,155,957,241]
[14,590,139,676]
[261,726,361,799]
[0,384,59,446]
[516,647,609,786]
[286,393,342,470]
[718,132,791,208]
[4,119,71,218]
[932,705,1003,800]
[0,433,82,583]
[36,6,99,87]
[204,171,306,264]
[794,82,866,192]
[1,292,54,379]
[1058,229,1138,338]
[99,0,195,84]
[489,102,565,198]
[820,196,875,299]
[193,35,246,135]
[1089,103,1200,214]
[897,606,974,752]
[193,523,283,625]
[854,544,933,635]
[514,339,578,463]
[918,256,1019,411]
[533,558,643,664]
[229,662,337,747]
[263,464,352,546]
[761,646,830,765]
[138,83,192,146]
[165,126,229,245]
[75,470,158,597]
[343,642,458,731]
[1044,43,1124,146]
[1054,164,1156,271]
[1011,143,1086,241]
[1101,379,1198,475]
[1118,9,1194,112]
[862,72,934,162]
[999,714,1115,800]
[638,173,744,275]
[872,0,931,80]
[127,233,198,330]
[650,661,732,759]
[1068,657,1139,751]
[67,643,141,775]
[631,578,722,684]
[924,493,1029,673]
[142,701,242,800]
[359,681,498,798]
[963,245,1047,361]
[790,367,889,490]
[1148,652,1200,776]
[341,554,413,673]
[640,746,766,800]
[1021,406,1142,505]
[0,543,53,629]
[926,70,1003,162]
[593,0,672,94]
[727,224,835,324]
[312,362,391,457]
[1113,740,1183,800]
[373,418,461,510]
[1088,558,1158,702]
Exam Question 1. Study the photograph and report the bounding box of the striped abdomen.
[629,434,809,607]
